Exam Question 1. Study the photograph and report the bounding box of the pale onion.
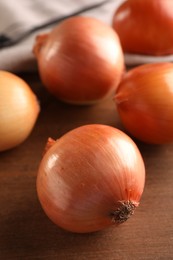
[112,0,173,55]
[33,16,124,105]
[0,70,40,152]
[115,62,173,144]
[37,124,145,233]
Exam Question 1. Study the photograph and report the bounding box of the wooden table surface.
[0,72,173,260]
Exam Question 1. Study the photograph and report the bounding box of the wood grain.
[0,73,173,260]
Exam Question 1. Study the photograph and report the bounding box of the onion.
[37,124,145,233]
[115,62,173,144]
[112,0,173,55]
[33,16,124,105]
[0,70,40,152]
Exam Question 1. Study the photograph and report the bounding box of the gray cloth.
[0,0,173,72]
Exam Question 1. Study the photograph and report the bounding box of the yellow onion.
[0,70,40,152]
[115,62,173,144]
[112,0,173,55]
[37,124,145,233]
[33,16,124,105]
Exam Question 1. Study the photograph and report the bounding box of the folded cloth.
[0,0,173,72]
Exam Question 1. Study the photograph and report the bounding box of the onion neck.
[110,200,138,224]
[43,137,56,156]
[114,92,129,105]
[33,33,49,58]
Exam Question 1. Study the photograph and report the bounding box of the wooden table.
[0,72,173,260]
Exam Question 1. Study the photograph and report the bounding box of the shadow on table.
[0,195,123,259]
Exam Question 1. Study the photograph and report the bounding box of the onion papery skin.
[115,63,173,144]
[37,124,145,233]
[112,0,173,55]
[0,70,40,152]
[33,16,124,105]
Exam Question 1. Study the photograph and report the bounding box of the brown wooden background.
[0,73,173,259]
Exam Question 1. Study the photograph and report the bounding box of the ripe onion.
[115,62,173,144]
[37,124,145,233]
[112,0,173,55]
[0,70,40,152]
[33,16,124,105]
